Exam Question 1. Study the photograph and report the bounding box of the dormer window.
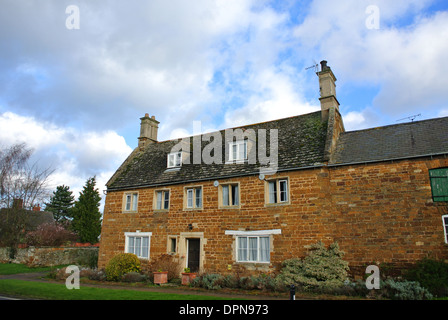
[228,140,247,162]
[167,152,182,168]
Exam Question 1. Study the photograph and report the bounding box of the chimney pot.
[320,60,328,71]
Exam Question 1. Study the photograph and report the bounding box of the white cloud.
[293,0,448,122]
[0,112,132,202]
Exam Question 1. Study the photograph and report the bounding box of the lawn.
[0,279,237,300]
[0,263,59,275]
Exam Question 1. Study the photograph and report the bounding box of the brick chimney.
[138,113,159,149]
[317,60,340,121]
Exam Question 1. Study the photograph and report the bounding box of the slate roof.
[329,116,448,165]
[107,111,328,190]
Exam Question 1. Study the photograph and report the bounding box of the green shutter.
[429,168,448,202]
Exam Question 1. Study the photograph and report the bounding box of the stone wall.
[98,155,448,277]
[0,246,99,267]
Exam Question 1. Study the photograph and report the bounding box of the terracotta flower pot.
[181,272,197,285]
[153,271,168,284]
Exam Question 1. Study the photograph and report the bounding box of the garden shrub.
[147,254,181,281]
[191,274,224,290]
[25,222,77,246]
[105,253,141,281]
[380,279,433,300]
[277,241,350,291]
[122,271,147,283]
[404,258,448,297]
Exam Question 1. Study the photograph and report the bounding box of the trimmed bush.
[277,241,349,291]
[381,279,433,300]
[105,253,141,281]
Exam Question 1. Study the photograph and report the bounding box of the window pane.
[279,180,288,202]
[141,237,149,258]
[187,189,193,208]
[128,237,135,254]
[125,194,131,211]
[259,237,270,262]
[170,238,177,253]
[249,237,258,262]
[222,185,229,206]
[268,181,276,203]
[164,191,170,209]
[232,185,239,206]
[135,237,141,257]
[176,152,182,166]
[156,191,162,209]
[132,193,138,211]
[238,141,245,160]
[168,154,174,167]
[196,188,202,208]
[232,144,237,161]
[238,237,247,261]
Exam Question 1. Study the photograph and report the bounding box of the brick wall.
[98,156,448,276]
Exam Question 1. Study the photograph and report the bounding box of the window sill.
[219,205,241,210]
[265,202,290,207]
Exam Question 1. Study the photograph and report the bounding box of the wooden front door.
[187,238,200,272]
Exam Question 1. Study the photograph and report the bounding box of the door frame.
[179,232,204,272]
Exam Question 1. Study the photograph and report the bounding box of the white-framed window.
[225,229,281,264]
[228,140,247,162]
[155,190,170,210]
[167,152,182,168]
[186,187,202,209]
[237,236,270,263]
[125,232,152,259]
[267,178,289,204]
[123,192,138,212]
[220,183,239,207]
[443,215,448,244]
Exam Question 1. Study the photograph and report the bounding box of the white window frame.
[123,192,138,212]
[186,187,202,209]
[220,183,240,208]
[225,229,281,264]
[155,190,170,210]
[228,140,247,162]
[267,178,289,204]
[443,215,448,244]
[125,232,152,259]
[167,152,182,168]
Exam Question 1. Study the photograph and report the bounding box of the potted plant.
[181,267,197,285]
[153,269,168,285]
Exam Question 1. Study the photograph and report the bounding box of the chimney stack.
[138,113,159,149]
[317,60,339,121]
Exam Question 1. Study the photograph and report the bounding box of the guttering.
[327,151,448,168]
[106,152,448,192]
[106,163,326,192]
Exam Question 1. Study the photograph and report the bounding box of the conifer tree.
[71,176,102,243]
[45,185,75,222]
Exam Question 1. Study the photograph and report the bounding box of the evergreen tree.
[45,185,75,222]
[71,176,102,243]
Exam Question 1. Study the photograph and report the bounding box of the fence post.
[290,284,295,300]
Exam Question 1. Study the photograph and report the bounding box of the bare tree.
[0,143,53,209]
[0,142,54,253]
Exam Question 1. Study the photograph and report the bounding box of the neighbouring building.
[98,61,448,276]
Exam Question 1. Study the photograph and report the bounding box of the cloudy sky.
[1,0,448,206]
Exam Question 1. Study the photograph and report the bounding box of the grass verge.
[0,279,238,300]
[0,263,62,275]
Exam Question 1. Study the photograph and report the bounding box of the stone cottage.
[98,61,448,276]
